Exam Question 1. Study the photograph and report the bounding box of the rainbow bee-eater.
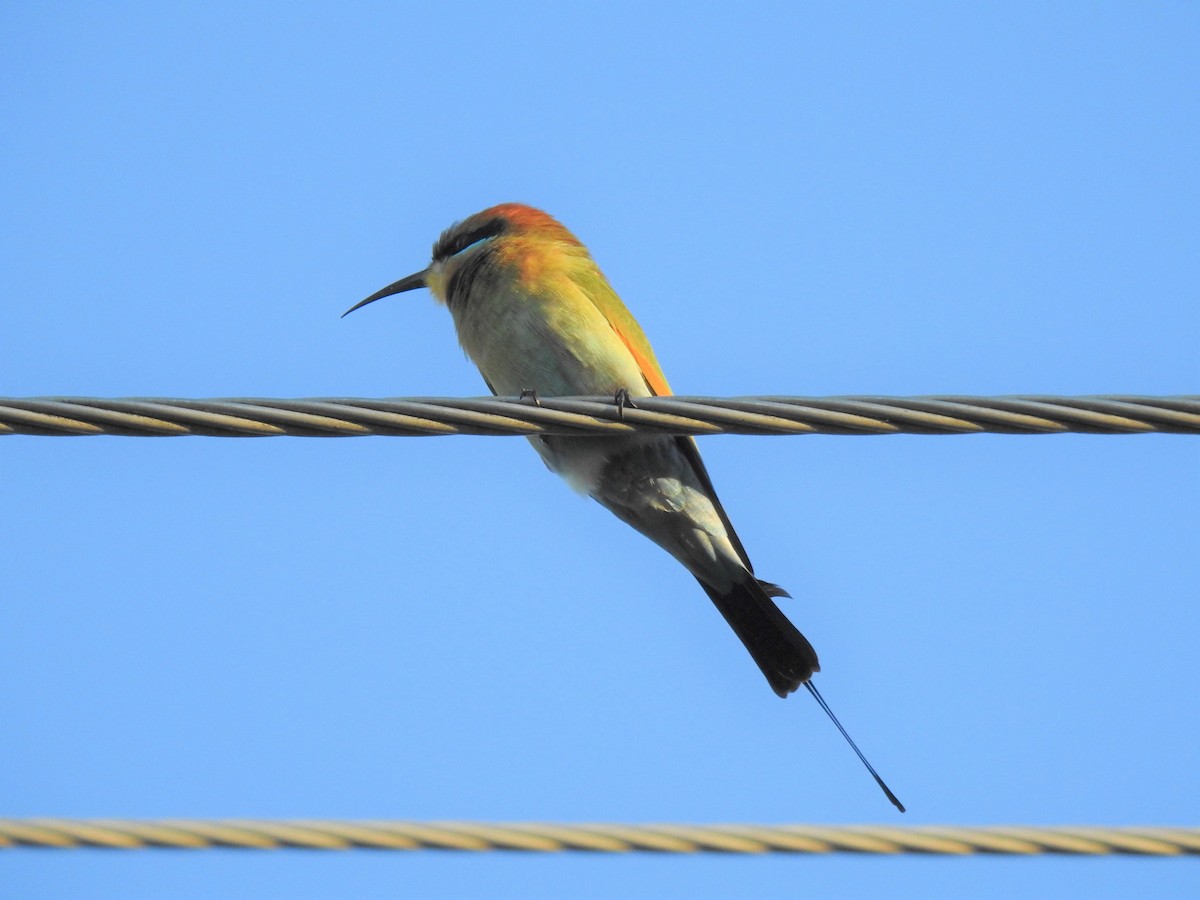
[344,203,902,811]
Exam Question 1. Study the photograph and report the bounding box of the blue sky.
[2,3,1197,898]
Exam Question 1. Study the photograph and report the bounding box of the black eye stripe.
[433,217,506,262]
[444,245,491,308]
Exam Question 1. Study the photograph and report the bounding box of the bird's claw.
[614,388,637,420]
[519,388,542,407]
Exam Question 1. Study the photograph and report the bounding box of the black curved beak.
[341,269,428,318]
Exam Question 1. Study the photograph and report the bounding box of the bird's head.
[342,203,582,317]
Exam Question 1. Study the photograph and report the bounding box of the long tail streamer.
[805,681,905,813]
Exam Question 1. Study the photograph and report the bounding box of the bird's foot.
[613,388,638,420]
[519,388,542,407]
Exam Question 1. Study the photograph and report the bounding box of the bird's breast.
[450,273,650,399]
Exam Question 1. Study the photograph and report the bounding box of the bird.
[344,203,902,811]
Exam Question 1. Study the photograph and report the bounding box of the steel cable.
[0,820,1197,854]
[0,395,1196,437]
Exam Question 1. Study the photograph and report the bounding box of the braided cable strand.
[0,820,1197,854]
[0,395,1196,437]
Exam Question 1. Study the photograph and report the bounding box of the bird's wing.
[580,276,672,397]
[674,434,756,574]
[582,275,757,574]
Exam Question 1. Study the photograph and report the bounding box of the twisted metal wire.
[0,820,1196,855]
[0,395,1196,437]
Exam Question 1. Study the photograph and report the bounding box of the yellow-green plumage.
[436,218,669,400]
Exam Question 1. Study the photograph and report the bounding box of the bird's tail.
[698,576,819,697]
